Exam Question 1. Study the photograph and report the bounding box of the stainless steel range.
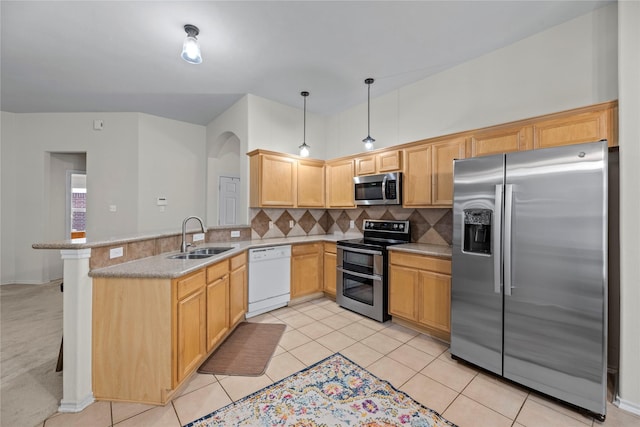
[336,219,410,322]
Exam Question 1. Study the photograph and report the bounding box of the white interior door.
[218,176,240,225]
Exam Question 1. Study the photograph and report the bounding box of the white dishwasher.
[246,245,291,318]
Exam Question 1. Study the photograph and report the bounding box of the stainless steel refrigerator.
[451,140,608,420]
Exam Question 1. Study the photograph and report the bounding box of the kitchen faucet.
[181,216,206,252]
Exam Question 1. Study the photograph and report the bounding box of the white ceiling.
[1,1,613,126]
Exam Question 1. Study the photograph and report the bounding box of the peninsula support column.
[58,248,94,412]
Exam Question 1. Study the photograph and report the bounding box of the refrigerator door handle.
[494,184,503,294]
[504,184,513,296]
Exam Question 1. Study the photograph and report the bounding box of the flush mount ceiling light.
[362,78,375,151]
[181,24,202,64]
[298,91,310,157]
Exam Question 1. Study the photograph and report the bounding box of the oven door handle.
[336,246,383,256]
[337,266,381,281]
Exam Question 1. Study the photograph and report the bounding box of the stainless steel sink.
[190,247,233,255]
[167,253,214,260]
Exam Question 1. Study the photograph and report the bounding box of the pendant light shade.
[298,91,310,157]
[181,24,202,64]
[362,78,375,151]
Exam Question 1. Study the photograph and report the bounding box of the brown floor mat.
[198,322,286,376]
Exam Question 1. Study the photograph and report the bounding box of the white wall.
[137,114,206,233]
[617,0,640,415]
[46,153,86,281]
[1,112,139,284]
[206,96,250,225]
[325,4,618,158]
[247,94,327,159]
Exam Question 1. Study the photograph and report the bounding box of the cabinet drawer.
[389,252,451,274]
[177,270,206,300]
[323,242,337,254]
[292,243,322,256]
[207,261,229,284]
[230,252,247,271]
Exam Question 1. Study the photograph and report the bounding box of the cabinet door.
[355,155,376,176]
[291,244,323,298]
[259,154,297,207]
[469,126,533,157]
[206,275,229,352]
[297,159,325,207]
[388,264,419,321]
[377,150,402,172]
[418,271,451,333]
[431,137,467,206]
[229,264,247,327]
[323,250,337,297]
[326,160,355,208]
[533,110,610,150]
[403,144,432,207]
[177,288,206,383]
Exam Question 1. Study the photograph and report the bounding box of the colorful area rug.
[198,322,286,376]
[185,353,456,427]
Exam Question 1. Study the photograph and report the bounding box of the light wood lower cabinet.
[388,251,451,341]
[206,262,230,352]
[323,242,337,297]
[92,252,247,405]
[176,270,207,384]
[229,252,247,327]
[291,243,324,299]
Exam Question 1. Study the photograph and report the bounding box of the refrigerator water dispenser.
[463,209,492,254]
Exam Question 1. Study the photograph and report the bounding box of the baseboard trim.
[58,394,95,413]
[614,395,640,416]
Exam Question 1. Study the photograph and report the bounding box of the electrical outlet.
[269,221,273,229]
[230,230,240,238]
[289,220,294,228]
[349,220,355,229]
[193,233,205,242]
[109,247,123,259]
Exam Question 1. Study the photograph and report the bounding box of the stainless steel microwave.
[353,172,402,206]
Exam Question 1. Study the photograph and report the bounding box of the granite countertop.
[88,234,356,279]
[388,243,452,258]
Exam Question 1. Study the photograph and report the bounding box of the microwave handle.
[381,175,388,202]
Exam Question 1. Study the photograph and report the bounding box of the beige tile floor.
[7,289,639,427]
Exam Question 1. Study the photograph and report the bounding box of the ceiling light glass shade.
[181,36,202,64]
[363,135,375,151]
[181,25,202,64]
[299,142,310,157]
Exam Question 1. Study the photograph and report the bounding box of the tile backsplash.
[250,206,452,246]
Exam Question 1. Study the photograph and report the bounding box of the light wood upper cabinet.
[354,150,402,176]
[388,251,451,341]
[431,137,467,206]
[323,242,337,297]
[533,108,613,149]
[291,243,323,299]
[469,126,533,157]
[403,144,432,207]
[249,152,297,208]
[297,159,325,207]
[403,137,465,207]
[326,159,356,208]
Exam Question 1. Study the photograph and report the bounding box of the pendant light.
[181,24,202,64]
[362,78,375,151]
[298,91,310,157]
